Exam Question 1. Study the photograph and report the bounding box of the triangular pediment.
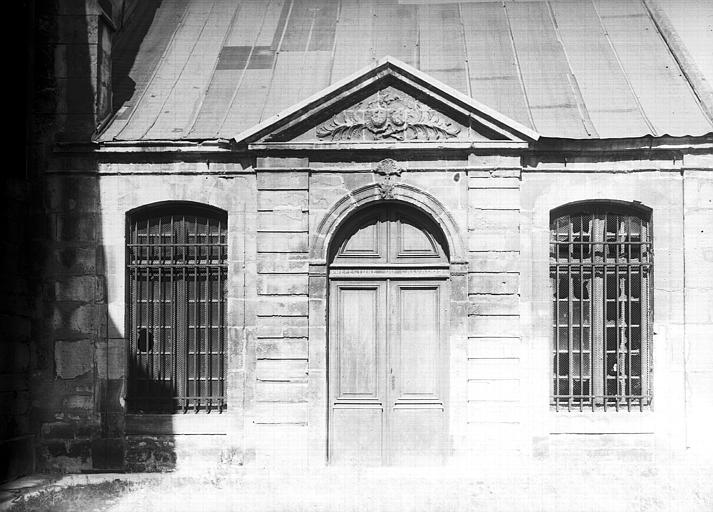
[234,57,539,147]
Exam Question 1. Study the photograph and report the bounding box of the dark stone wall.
[125,436,177,473]
[1,0,42,483]
[0,179,39,481]
[0,0,145,479]
[31,0,105,475]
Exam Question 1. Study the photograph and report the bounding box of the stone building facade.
[8,0,713,476]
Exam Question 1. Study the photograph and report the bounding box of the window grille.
[550,205,652,411]
[127,205,227,413]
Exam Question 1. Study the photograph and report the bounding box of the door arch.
[327,202,450,465]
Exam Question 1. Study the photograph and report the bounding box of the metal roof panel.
[549,1,652,138]
[330,0,374,83]
[331,0,374,83]
[101,0,192,141]
[372,2,419,67]
[505,2,590,137]
[143,0,239,140]
[416,3,469,95]
[189,1,281,138]
[113,0,217,140]
[213,0,288,138]
[595,0,713,136]
[99,0,713,142]
[259,51,333,121]
[460,2,533,129]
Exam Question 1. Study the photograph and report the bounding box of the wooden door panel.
[340,218,380,258]
[389,407,445,466]
[336,287,380,398]
[398,221,438,257]
[388,281,446,464]
[329,282,386,464]
[331,205,447,266]
[394,286,441,398]
[396,219,439,257]
[329,280,447,465]
[331,407,383,465]
[333,209,388,263]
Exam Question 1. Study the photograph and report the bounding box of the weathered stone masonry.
[13,0,152,478]
[29,141,711,472]
[19,0,712,481]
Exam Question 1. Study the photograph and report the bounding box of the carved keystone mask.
[373,159,404,200]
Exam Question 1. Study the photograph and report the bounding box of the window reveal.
[127,206,227,413]
[550,207,652,411]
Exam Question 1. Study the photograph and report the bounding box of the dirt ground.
[5,453,713,512]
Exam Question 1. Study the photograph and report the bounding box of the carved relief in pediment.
[316,87,461,142]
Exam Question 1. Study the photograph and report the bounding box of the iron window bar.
[550,210,652,412]
[127,209,227,414]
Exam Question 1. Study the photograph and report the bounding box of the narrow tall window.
[127,204,227,413]
[550,203,652,411]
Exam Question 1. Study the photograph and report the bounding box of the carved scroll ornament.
[316,89,461,142]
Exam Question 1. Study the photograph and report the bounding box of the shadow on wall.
[21,0,175,476]
[129,335,177,414]
[1,0,54,482]
[0,155,39,478]
[118,203,231,471]
[122,354,178,472]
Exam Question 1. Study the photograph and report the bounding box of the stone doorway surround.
[307,180,469,465]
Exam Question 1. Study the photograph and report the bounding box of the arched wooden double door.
[328,204,450,465]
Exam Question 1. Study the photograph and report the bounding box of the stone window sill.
[125,413,229,435]
[549,410,654,434]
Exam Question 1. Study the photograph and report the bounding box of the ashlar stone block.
[55,339,93,379]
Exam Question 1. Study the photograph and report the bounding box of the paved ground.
[3,454,712,512]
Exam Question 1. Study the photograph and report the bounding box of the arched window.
[126,203,227,413]
[550,202,652,411]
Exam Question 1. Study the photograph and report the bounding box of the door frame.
[306,184,469,466]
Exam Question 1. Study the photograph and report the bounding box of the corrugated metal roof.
[99,0,713,142]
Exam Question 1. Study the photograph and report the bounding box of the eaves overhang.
[79,133,713,157]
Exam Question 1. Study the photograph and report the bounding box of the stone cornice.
[56,134,713,171]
